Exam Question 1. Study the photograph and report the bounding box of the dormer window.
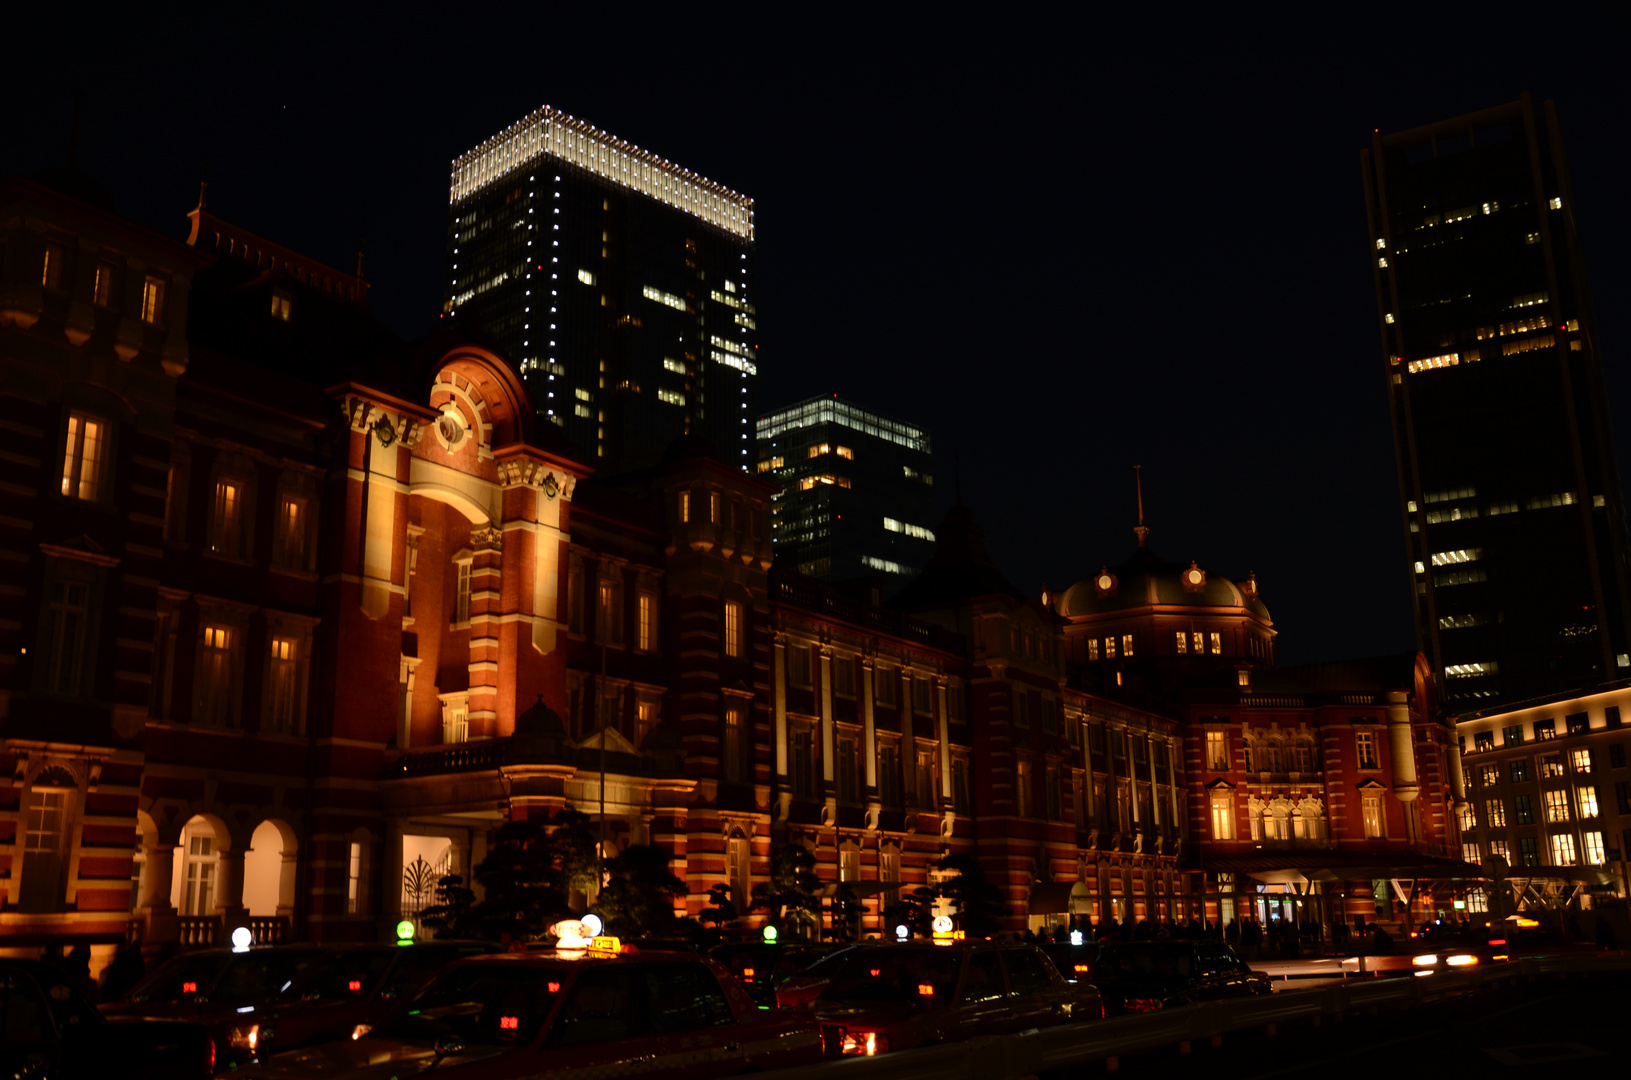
[271,289,293,322]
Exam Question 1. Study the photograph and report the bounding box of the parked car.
[3,959,216,1079]
[775,941,1102,1057]
[1091,941,1269,1013]
[232,942,498,1064]
[1038,939,1102,985]
[708,941,837,1006]
[235,948,824,1078]
[100,944,332,1069]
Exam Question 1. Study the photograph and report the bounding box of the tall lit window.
[791,726,815,798]
[1104,637,1116,659]
[1569,748,1593,774]
[1087,639,1099,661]
[1463,842,1481,865]
[1543,789,1570,823]
[723,600,743,658]
[1577,785,1599,819]
[637,592,656,651]
[1550,833,1577,866]
[1015,759,1032,815]
[878,742,900,806]
[41,241,65,289]
[1122,634,1135,657]
[837,737,858,801]
[954,757,970,812]
[199,625,235,724]
[1013,688,1029,728]
[278,497,305,569]
[1046,766,1061,820]
[728,836,751,908]
[1192,632,1204,653]
[61,413,105,501]
[709,491,721,523]
[1209,632,1222,654]
[636,698,658,748]
[41,580,89,695]
[1355,731,1379,770]
[596,577,623,643]
[210,479,243,557]
[141,276,166,324]
[723,704,745,783]
[839,847,859,883]
[1583,831,1606,866]
[270,289,293,322]
[442,695,469,744]
[678,489,690,523]
[1485,799,1506,827]
[93,261,116,306]
[21,789,67,910]
[269,637,298,732]
[1175,631,1188,655]
[1540,753,1565,779]
[346,842,363,915]
[1210,790,1235,840]
[1206,731,1228,771]
[1361,793,1385,838]
[183,834,216,915]
[917,750,935,806]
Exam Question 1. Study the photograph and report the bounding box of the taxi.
[235,941,823,1079]
[774,940,1102,1057]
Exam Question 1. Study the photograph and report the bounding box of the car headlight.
[352,1023,373,1041]
[229,1023,260,1052]
[1445,954,1477,967]
[839,1031,887,1056]
[1411,954,1439,967]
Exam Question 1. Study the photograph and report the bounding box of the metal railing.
[754,954,1631,1080]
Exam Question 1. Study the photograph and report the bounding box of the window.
[1606,707,1623,730]
[1488,839,1510,863]
[141,276,165,324]
[1577,785,1599,819]
[1458,804,1477,831]
[1513,793,1535,825]
[1104,637,1116,659]
[838,847,859,883]
[42,241,65,289]
[1485,799,1507,827]
[1191,632,1203,654]
[874,665,896,706]
[1474,731,1494,752]
[637,592,657,651]
[1046,766,1061,819]
[454,560,472,624]
[657,388,685,406]
[183,834,215,915]
[1566,713,1590,736]
[727,837,751,910]
[1570,748,1593,774]
[596,577,623,644]
[791,726,815,798]
[953,757,971,812]
[722,704,746,783]
[21,788,67,910]
[832,656,855,697]
[1175,631,1187,655]
[1362,793,1385,838]
[918,750,936,807]
[836,737,858,801]
[1087,639,1099,661]
[912,676,933,715]
[709,491,720,524]
[788,645,812,689]
[678,489,690,523]
[1013,687,1029,728]
[210,478,244,557]
[1611,744,1626,769]
[878,742,901,806]
[1206,732,1228,771]
[1463,842,1480,865]
[1540,753,1565,779]
[1355,731,1379,770]
[1618,781,1631,815]
[1122,634,1135,658]
[198,625,236,725]
[268,637,299,733]
[1015,758,1032,815]
[1583,831,1606,866]
[1210,790,1235,840]
[1503,725,1525,747]
[60,413,105,501]
[1479,764,1500,787]
[93,260,116,307]
[635,698,658,748]
[1534,719,1557,741]
[347,842,363,914]
[1517,836,1539,867]
[442,694,469,744]
[1510,758,1531,783]
[1209,632,1222,655]
[1550,833,1577,866]
[1042,698,1058,734]
[270,289,293,321]
[723,600,743,658]
[40,580,89,695]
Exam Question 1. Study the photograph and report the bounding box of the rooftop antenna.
[1133,465,1149,547]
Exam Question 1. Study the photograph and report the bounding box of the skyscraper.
[756,395,937,586]
[444,106,758,474]
[1362,94,1631,710]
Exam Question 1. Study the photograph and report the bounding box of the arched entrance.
[243,819,298,922]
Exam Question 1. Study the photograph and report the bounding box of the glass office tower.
[1362,94,1631,711]
[757,396,937,589]
[445,106,757,474]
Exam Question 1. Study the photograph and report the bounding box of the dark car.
[1092,941,1269,1013]
[775,941,1102,1057]
[235,949,823,1079]
[232,942,498,1063]
[708,941,837,1006]
[3,959,216,1079]
[100,943,331,1069]
[1038,939,1102,985]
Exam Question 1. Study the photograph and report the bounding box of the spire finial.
[1133,465,1149,547]
[196,180,208,211]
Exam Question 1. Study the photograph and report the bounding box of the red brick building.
[1,176,1479,974]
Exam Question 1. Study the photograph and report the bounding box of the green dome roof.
[1060,545,1269,620]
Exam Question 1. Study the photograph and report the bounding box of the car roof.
[447,949,711,966]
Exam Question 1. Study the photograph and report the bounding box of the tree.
[933,852,1005,938]
[418,874,477,940]
[751,841,822,940]
[881,886,936,939]
[826,883,867,942]
[589,844,687,939]
[698,884,740,934]
[463,818,574,943]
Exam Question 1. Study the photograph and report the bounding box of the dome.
[1060,545,1269,620]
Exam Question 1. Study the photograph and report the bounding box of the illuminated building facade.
[756,396,937,586]
[443,105,758,476]
[1363,95,1631,711]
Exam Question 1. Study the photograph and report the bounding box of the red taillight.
[348,980,362,992]
[742,968,755,977]
[1488,939,1506,946]
[183,982,198,994]
[917,984,934,996]
[1074,964,1090,973]
[207,1037,215,1072]
[869,969,880,977]
[500,1016,519,1030]
[548,982,561,993]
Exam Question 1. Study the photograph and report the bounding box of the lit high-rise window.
[61,414,104,502]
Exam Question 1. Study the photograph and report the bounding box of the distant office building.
[444,105,758,474]
[756,396,937,585]
[1362,94,1631,711]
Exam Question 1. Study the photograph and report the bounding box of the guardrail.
[757,954,1631,1080]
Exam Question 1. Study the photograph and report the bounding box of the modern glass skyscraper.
[756,396,937,588]
[1362,94,1631,711]
[444,106,758,474]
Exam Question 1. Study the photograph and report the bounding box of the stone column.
[1082,717,1096,821]
[213,846,249,935]
[138,841,179,945]
[862,658,880,829]
[1125,730,1141,828]
[1166,739,1181,832]
[1103,724,1118,834]
[1386,691,1419,803]
[773,635,789,823]
[1147,733,1162,831]
[819,647,836,824]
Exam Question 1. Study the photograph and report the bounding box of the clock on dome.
[1094,568,1117,596]
[1182,561,1207,593]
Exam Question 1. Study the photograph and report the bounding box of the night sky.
[5,5,1627,666]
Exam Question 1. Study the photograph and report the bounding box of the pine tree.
[418,874,477,940]
[933,852,1005,938]
[750,841,822,940]
[589,844,688,939]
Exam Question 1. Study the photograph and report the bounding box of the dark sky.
[5,4,1627,665]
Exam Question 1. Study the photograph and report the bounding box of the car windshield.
[1100,946,1192,979]
[384,964,570,1048]
[282,949,398,1003]
[211,949,331,1005]
[127,953,235,1005]
[800,945,858,979]
[822,950,962,1003]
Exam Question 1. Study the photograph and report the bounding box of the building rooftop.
[757,395,931,452]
